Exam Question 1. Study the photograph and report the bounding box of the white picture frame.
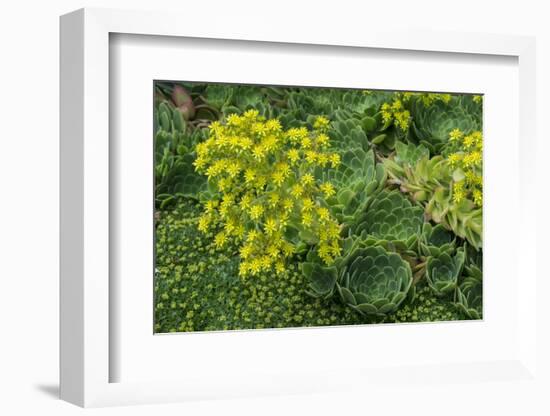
[60,7,541,409]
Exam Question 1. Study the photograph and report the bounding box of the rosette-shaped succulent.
[393,141,429,167]
[315,148,386,227]
[456,263,483,319]
[336,245,413,316]
[349,190,424,252]
[329,119,370,151]
[426,248,465,296]
[410,95,482,154]
[155,101,208,208]
[302,262,339,299]
[383,151,482,251]
[420,223,455,257]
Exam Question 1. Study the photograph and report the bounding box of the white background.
[0,1,548,415]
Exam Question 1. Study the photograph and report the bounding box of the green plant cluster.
[154,200,466,332]
[154,82,483,332]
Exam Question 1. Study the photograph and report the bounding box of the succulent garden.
[154,82,483,333]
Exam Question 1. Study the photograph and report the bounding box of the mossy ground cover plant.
[154,81,483,333]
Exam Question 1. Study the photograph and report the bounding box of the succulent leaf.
[336,245,413,316]
[426,248,465,296]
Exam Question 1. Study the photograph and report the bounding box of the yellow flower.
[287,148,300,164]
[239,193,253,211]
[283,198,294,212]
[313,116,330,131]
[239,261,250,277]
[463,151,482,167]
[453,181,465,203]
[226,114,241,126]
[247,230,260,242]
[316,153,329,167]
[252,145,265,160]
[391,99,403,111]
[449,128,463,142]
[301,136,312,149]
[264,218,277,235]
[240,244,253,259]
[320,182,335,198]
[275,261,285,274]
[250,259,261,275]
[244,169,256,184]
[267,245,279,258]
[302,198,314,212]
[291,184,304,198]
[227,161,241,178]
[276,162,291,177]
[318,244,332,263]
[239,137,253,150]
[269,193,280,207]
[394,110,410,131]
[301,212,313,226]
[330,240,342,257]
[214,232,227,248]
[243,109,259,119]
[305,151,317,164]
[266,119,282,132]
[250,204,264,220]
[282,242,294,257]
[197,215,210,233]
[317,207,330,222]
[234,224,245,239]
[473,189,483,206]
[447,153,462,168]
[217,177,231,192]
[316,133,330,148]
[463,134,475,149]
[329,153,341,168]
[301,173,314,186]
[205,200,218,213]
[272,171,285,187]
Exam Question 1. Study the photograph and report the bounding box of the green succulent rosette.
[456,263,483,319]
[336,245,413,316]
[302,262,339,299]
[426,248,465,296]
[409,95,482,154]
[315,148,386,227]
[420,223,456,257]
[155,101,208,208]
[349,189,424,253]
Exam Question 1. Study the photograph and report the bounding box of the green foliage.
[420,223,456,257]
[426,248,465,296]
[383,145,482,250]
[314,147,386,227]
[155,99,208,208]
[456,261,483,319]
[349,189,424,253]
[409,95,482,154]
[153,82,483,332]
[336,244,413,316]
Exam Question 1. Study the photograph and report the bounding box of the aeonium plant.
[194,110,342,277]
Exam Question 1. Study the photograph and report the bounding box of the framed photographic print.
[60,7,543,411]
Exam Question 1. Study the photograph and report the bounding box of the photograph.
[153,81,483,333]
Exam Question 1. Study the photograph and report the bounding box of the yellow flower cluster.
[381,99,411,131]
[402,92,452,106]
[446,129,483,206]
[194,110,341,277]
